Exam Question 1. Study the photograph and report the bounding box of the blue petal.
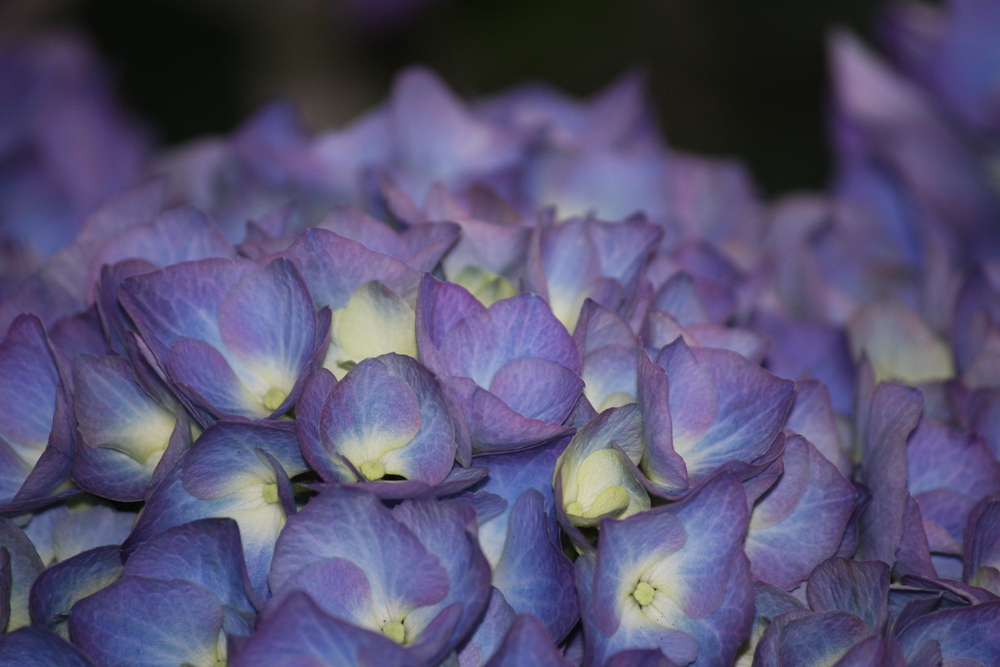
[492,490,577,642]
[806,558,889,634]
[122,518,259,616]
[231,591,417,667]
[69,576,224,667]
[484,614,573,667]
[0,518,43,631]
[855,382,923,567]
[0,627,93,667]
[28,545,122,639]
[745,436,857,590]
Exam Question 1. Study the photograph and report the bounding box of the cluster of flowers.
[1,1,1000,665]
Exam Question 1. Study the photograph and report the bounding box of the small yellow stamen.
[633,581,655,606]
[382,620,405,643]
[360,460,386,481]
[262,387,287,412]
[262,483,280,504]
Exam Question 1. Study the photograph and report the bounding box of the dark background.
[3,0,894,195]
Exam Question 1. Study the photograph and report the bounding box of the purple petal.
[268,487,450,631]
[69,576,224,667]
[807,558,890,635]
[0,315,63,473]
[489,357,584,424]
[217,258,319,409]
[484,614,573,667]
[786,379,853,478]
[28,545,122,638]
[231,591,417,667]
[636,350,686,490]
[855,382,923,567]
[125,421,305,598]
[277,228,421,310]
[119,257,255,362]
[830,636,906,667]
[72,354,178,501]
[654,338,718,453]
[319,354,456,485]
[896,601,1000,665]
[463,380,574,453]
[653,272,711,327]
[907,420,1000,500]
[122,518,258,615]
[492,490,577,642]
[391,498,492,662]
[87,205,233,291]
[775,611,871,667]
[745,436,858,590]
[0,627,93,666]
[457,588,516,667]
[167,336,262,419]
[0,518,43,631]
